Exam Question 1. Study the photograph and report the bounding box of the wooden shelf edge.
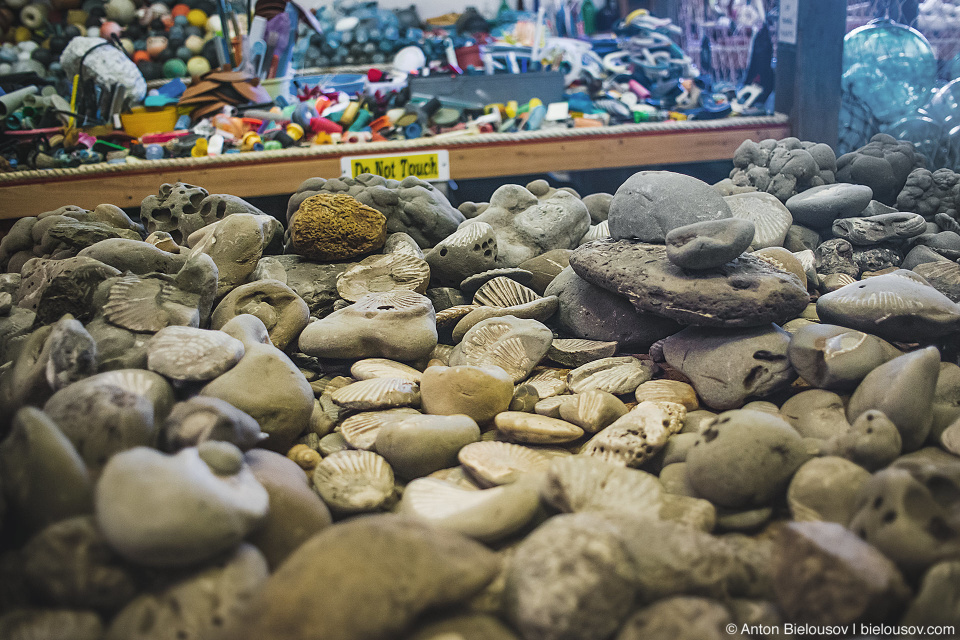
[0,121,790,218]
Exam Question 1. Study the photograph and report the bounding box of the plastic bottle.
[581,0,596,35]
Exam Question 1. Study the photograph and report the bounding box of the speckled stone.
[570,240,808,328]
[290,193,387,261]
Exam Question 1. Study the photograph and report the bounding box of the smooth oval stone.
[725,191,792,249]
[608,171,732,243]
[545,266,681,350]
[547,338,618,368]
[902,244,953,271]
[95,443,269,566]
[44,380,156,473]
[787,323,902,389]
[420,364,514,424]
[495,411,584,444]
[664,218,756,270]
[617,596,740,640]
[298,290,438,361]
[212,279,310,350]
[105,543,269,640]
[290,192,387,261]
[817,270,960,341]
[779,389,850,440]
[202,315,314,452]
[662,325,795,411]
[226,515,500,640]
[827,409,902,471]
[772,521,909,625]
[686,410,809,509]
[787,456,872,525]
[847,346,941,452]
[400,477,540,542]
[450,316,553,383]
[78,239,187,275]
[244,449,332,569]
[146,326,244,382]
[505,513,637,640]
[22,515,138,611]
[785,183,874,228]
[570,240,809,327]
[0,407,93,535]
[375,414,481,479]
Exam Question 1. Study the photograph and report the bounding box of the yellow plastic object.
[506,100,518,118]
[339,101,360,128]
[120,106,178,138]
[14,26,31,42]
[240,131,261,151]
[191,138,208,157]
[528,98,543,109]
[312,131,332,145]
[286,123,304,141]
[187,8,207,27]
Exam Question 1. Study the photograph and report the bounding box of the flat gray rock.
[817,269,960,341]
[608,171,732,243]
[785,183,873,228]
[569,240,809,327]
[832,212,926,246]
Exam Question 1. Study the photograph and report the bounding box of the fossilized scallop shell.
[336,253,431,302]
[350,290,435,316]
[567,357,655,395]
[543,455,663,516]
[436,304,481,328]
[634,379,699,411]
[472,277,540,308]
[350,358,422,383]
[458,440,551,487]
[311,450,395,513]
[525,367,570,399]
[146,326,244,382]
[338,407,421,450]
[428,343,455,366]
[427,465,483,490]
[454,318,553,383]
[547,339,618,368]
[330,377,421,411]
[578,220,610,245]
[104,276,200,332]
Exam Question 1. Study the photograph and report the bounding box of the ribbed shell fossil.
[567,357,656,395]
[330,377,421,411]
[452,318,553,383]
[338,407,421,450]
[146,326,244,382]
[634,380,699,411]
[559,389,629,433]
[336,253,431,303]
[524,367,570,398]
[543,455,663,517]
[103,275,200,332]
[436,304,481,328]
[311,450,395,513]
[472,277,540,308]
[458,441,551,487]
[350,358,422,384]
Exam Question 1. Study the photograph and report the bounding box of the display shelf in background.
[0,114,790,219]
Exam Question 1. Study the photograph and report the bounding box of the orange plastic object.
[171,3,190,16]
[572,117,603,128]
[133,50,150,63]
[368,115,392,132]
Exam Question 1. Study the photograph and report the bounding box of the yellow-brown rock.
[291,193,387,261]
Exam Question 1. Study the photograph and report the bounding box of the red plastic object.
[456,44,482,69]
[139,130,191,144]
[309,117,342,134]
[367,68,384,82]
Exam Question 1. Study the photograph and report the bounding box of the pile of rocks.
[0,135,959,640]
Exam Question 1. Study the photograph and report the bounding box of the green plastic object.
[581,0,596,36]
[162,58,188,79]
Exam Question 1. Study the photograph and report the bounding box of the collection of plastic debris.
[0,0,775,172]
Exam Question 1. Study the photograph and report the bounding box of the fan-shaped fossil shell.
[436,304,481,328]
[350,358,422,383]
[543,455,663,517]
[457,441,551,487]
[524,367,570,398]
[452,318,553,383]
[146,326,244,381]
[311,450,395,513]
[104,275,200,332]
[558,389,629,434]
[330,377,420,411]
[634,379,699,411]
[567,357,656,395]
[472,277,540,308]
[336,253,431,302]
[338,407,421,450]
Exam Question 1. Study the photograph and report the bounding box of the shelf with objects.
[0,0,785,219]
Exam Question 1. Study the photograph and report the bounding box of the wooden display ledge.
[0,114,789,219]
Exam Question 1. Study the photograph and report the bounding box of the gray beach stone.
[609,171,732,243]
[785,183,873,228]
[664,218,756,270]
